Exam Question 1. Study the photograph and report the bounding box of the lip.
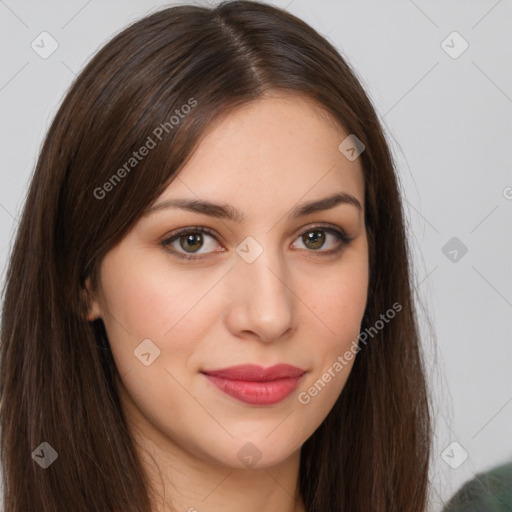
[201,364,306,405]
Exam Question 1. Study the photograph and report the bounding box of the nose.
[224,243,297,344]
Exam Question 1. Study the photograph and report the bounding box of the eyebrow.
[143,192,362,222]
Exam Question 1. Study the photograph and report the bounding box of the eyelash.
[160,224,354,261]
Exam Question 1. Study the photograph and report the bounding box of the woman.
[0,1,432,510]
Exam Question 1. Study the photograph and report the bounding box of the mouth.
[201,364,306,406]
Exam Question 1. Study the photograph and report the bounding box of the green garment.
[443,462,512,512]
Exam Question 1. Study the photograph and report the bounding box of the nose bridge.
[229,233,295,339]
[237,233,291,300]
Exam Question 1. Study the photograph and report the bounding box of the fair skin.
[86,93,369,512]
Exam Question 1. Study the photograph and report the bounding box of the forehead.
[156,93,365,212]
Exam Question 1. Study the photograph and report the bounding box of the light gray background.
[1,1,511,510]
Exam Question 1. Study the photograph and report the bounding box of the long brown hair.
[0,1,431,510]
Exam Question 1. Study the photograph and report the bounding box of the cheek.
[97,249,224,375]
[97,255,225,447]
[307,251,368,343]
[299,251,368,397]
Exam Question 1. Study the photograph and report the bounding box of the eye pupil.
[303,230,325,250]
[180,232,203,252]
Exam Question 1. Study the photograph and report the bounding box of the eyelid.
[160,223,354,260]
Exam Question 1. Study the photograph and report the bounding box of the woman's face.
[87,93,369,469]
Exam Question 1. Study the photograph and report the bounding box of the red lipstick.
[201,364,306,405]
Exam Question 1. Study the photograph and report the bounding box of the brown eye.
[178,232,204,253]
[293,225,352,254]
[301,230,326,250]
[161,224,353,261]
[161,227,222,260]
